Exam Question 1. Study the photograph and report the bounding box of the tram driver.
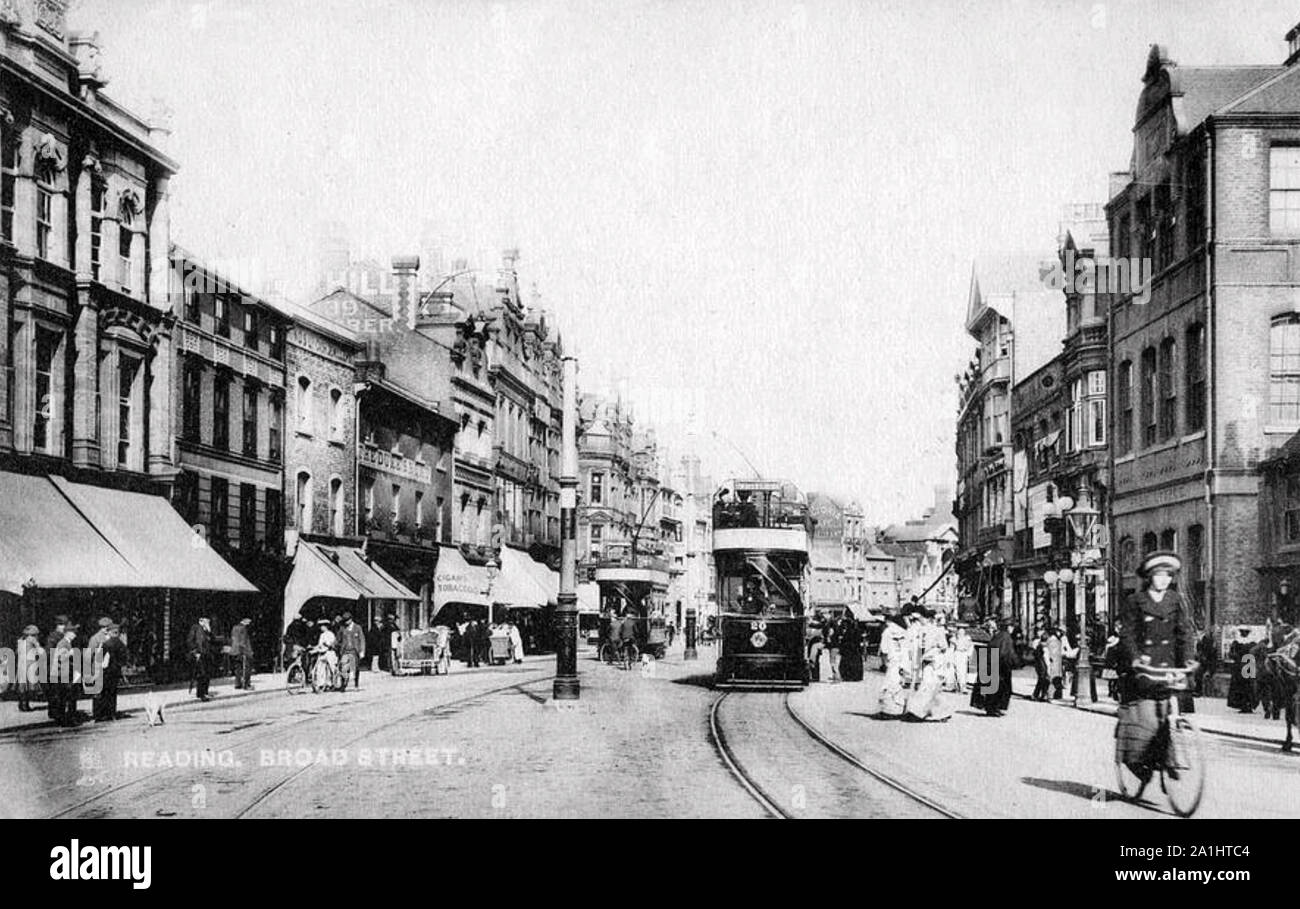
[737,575,771,615]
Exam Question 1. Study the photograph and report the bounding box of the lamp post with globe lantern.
[1042,492,1101,706]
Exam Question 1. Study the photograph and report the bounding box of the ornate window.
[296,470,312,531]
[213,373,230,451]
[242,384,258,458]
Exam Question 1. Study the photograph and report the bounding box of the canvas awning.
[577,582,601,615]
[847,602,885,622]
[493,546,548,609]
[282,541,419,632]
[0,472,256,595]
[524,554,559,604]
[432,546,490,617]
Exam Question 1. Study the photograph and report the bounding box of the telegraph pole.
[554,355,580,700]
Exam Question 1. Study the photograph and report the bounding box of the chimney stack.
[391,254,420,328]
[1288,22,1300,66]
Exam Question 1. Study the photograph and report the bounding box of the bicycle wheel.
[599,643,616,665]
[1115,758,1149,801]
[286,663,306,694]
[1163,717,1205,818]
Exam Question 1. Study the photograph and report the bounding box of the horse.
[1258,624,1300,752]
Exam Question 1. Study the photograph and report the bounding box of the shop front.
[0,471,259,681]
[281,540,420,634]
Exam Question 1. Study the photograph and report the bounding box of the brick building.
[167,248,293,663]
[1106,37,1300,627]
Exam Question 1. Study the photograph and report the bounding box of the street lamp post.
[554,356,580,700]
[1044,493,1100,706]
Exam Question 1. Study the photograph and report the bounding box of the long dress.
[877,623,909,716]
[905,624,952,721]
[838,622,864,682]
[1227,639,1256,711]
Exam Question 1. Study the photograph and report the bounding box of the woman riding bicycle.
[1117,550,1197,788]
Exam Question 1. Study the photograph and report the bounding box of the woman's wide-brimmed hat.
[1137,550,1182,578]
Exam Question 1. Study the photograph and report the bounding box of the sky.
[70,0,1300,523]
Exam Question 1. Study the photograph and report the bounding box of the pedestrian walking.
[838,614,864,682]
[465,620,481,668]
[339,612,365,690]
[55,623,85,726]
[1227,627,1257,712]
[365,617,384,671]
[230,617,254,690]
[44,616,69,724]
[876,612,909,716]
[904,608,951,721]
[508,620,524,664]
[94,623,128,722]
[1062,627,1079,697]
[86,616,112,662]
[979,619,1020,717]
[1046,626,1064,699]
[1031,630,1051,701]
[15,624,42,712]
[826,613,842,682]
[187,615,214,702]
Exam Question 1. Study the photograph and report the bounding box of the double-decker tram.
[712,479,813,689]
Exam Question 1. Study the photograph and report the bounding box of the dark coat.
[187,623,213,661]
[101,636,129,681]
[339,623,365,656]
[1118,588,1194,701]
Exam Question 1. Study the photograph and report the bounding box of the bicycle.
[285,645,309,695]
[1114,662,1205,818]
[599,639,640,670]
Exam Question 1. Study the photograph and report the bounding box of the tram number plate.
[749,621,768,631]
[750,631,768,649]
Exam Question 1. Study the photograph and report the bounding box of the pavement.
[1005,667,1291,747]
[793,668,1300,819]
[1,659,483,732]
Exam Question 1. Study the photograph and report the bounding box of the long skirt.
[840,649,864,682]
[905,663,951,721]
[1227,668,1255,711]
[877,661,908,716]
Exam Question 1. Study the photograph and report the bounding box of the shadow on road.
[670,673,717,690]
[1020,776,1171,815]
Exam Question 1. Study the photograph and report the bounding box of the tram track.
[48,669,552,819]
[709,690,962,819]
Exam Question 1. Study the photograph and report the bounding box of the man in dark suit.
[187,616,214,701]
[45,616,69,724]
[94,624,129,721]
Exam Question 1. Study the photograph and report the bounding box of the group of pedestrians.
[281,611,370,689]
[876,604,986,721]
[455,618,525,667]
[9,614,131,727]
[805,611,866,682]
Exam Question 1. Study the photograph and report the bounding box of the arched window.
[1271,315,1300,426]
[296,471,312,531]
[1159,528,1176,552]
[296,375,312,433]
[1141,532,1158,557]
[1119,536,1136,577]
[329,477,343,536]
[329,387,343,440]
